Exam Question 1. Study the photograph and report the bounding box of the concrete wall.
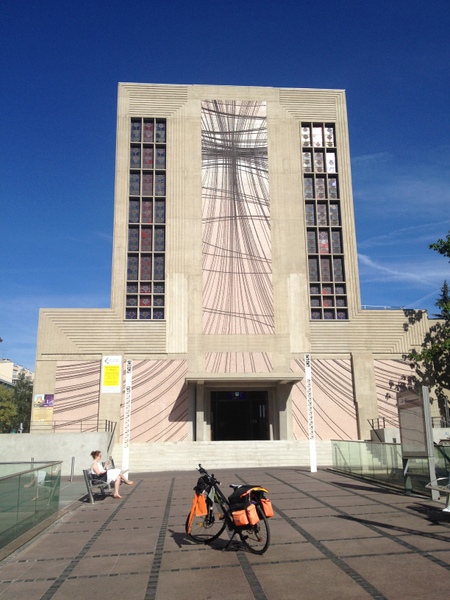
[0,432,112,477]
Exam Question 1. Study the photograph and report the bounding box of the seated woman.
[90,450,133,499]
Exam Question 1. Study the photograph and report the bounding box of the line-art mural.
[201,100,274,334]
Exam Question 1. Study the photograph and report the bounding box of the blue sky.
[1,0,449,370]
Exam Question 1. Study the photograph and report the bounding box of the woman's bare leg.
[113,478,122,498]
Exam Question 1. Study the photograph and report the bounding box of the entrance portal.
[211,391,268,441]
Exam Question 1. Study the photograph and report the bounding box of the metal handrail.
[0,461,62,481]
[31,420,117,433]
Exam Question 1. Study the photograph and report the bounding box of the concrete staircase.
[128,440,332,473]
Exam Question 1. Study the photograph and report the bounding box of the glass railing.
[0,462,61,549]
[331,441,450,496]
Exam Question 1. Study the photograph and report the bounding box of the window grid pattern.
[302,123,348,320]
[126,118,166,320]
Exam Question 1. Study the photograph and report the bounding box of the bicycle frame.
[185,464,271,554]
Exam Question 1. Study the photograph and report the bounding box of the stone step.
[126,440,332,472]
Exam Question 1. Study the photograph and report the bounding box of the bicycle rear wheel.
[238,507,270,554]
[185,499,226,543]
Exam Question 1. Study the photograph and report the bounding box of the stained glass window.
[155,121,166,142]
[142,200,153,223]
[319,231,329,254]
[155,147,166,169]
[331,231,342,254]
[154,255,165,280]
[155,174,165,196]
[316,178,326,199]
[130,146,141,168]
[325,126,335,147]
[143,120,154,142]
[317,204,327,226]
[154,227,165,251]
[155,200,165,223]
[329,204,340,226]
[301,126,311,147]
[314,151,324,173]
[307,230,317,253]
[328,178,338,199]
[334,258,344,282]
[308,257,319,281]
[127,256,138,280]
[302,122,347,320]
[131,120,141,142]
[141,227,152,251]
[303,151,312,172]
[140,256,152,280]
[321,257,331,281]
[139,296,151,307]
[143,147,153,168]
[326,151,336,173]
[304,178,314,199]
[129,200,140,223]
[128,227,139,251]
[305,203,315,226]
[142,173,153,196]
[313,126,323,147]
[130,173,140,195]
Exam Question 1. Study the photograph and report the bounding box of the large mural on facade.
[201,100,274,335]
[123,359,188,443]
[54,361,101,429]
[291,358,358,440]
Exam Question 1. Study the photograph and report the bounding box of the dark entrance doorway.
[211,391,268,441]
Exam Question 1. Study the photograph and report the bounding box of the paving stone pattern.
[1,468,450,599]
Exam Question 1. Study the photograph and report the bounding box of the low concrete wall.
[0,433,113,477]
[0,435,331,475]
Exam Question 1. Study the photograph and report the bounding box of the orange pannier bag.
[246,503,260,525]
[261,498,274,518]
[232,509,249,527]
[194,493,207,516]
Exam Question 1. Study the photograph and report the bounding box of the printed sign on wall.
[101,356,122,393]
[32,394,54,423]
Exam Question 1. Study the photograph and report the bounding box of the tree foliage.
[408,233,450,408]
[0,387,17,432]
[12,371,33,432]
[429,232,450,261]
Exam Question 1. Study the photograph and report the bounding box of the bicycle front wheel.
[185,499,226,544]
[238,507,270,554]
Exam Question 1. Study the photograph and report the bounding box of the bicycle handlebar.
[197,464,220,485]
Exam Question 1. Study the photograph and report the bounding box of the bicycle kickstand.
[223,529,239,552]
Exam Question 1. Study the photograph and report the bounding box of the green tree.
[0,386,17,432]
[12,371,33,432]
[429,232,450,260]
[408,232,450,413]
[433,280,450,319]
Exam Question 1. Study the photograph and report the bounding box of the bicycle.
[185,464,273,554]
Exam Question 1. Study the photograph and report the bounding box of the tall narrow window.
[125,118,166,320]
[302,123,348,320]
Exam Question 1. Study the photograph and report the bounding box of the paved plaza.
[1,467,450,599]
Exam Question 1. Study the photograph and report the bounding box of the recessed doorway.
[211,390,268,441]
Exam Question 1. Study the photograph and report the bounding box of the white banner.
[305,353,317,473]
